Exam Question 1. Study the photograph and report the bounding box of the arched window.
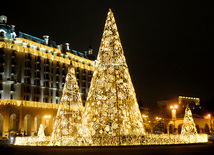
[169,124,174,134]
[9,114,16,130]
[24,114,31,136]
[204,123,210,134]
[178,124,183,134]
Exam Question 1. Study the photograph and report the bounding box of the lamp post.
[207,114,212,133]
[170,105,178,134]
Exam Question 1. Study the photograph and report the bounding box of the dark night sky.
[1,0,214,109]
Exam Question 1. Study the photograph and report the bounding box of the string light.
[37,124,46,141]
[14,9,208,146]
[84,8,145,146]
[181,105,198,135]
[50,66,91,146]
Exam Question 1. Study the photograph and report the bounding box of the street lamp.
[170,105,178,120]
[156,117,162,120]
[170,105,178,134]
[207,114,212,133]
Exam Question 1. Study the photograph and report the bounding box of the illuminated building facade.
[154,96,213,134]
[0,15,95,137]
[157,96,201,118]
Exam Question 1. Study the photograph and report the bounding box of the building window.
[12,51,16,57]
[82,76,86,81]
[11,58,16,66]
[56,69,60,75]
[34,79,40,85]
[24,86,31,93]
[62,63,66,69]
[11,84,15,92]
[56,91,59,97]
[25,54,31,60]
[24,95,30,101]
[44,81,49,87]
[76,67,80,73]
[82,82,86,87]
[25,70,31,77]
[56,76,60,82]
[44,97,48,103]
[62,70,66,75]
[76,74,80,79]
[37,88,40,94]
[0,66,4,73]
[0,83,3,91]
[37,72,40,78]
[62,77,65,83]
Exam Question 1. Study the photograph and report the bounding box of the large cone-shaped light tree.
[84,9,145,145]
[51,66,91,146]
[181,105,198,135]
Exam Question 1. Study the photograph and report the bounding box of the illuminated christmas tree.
[38,124,45,141]
[84,9,145,146]
[51,66,91,146]
[181,105,198,135]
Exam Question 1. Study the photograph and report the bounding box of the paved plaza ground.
[1,143,214,155]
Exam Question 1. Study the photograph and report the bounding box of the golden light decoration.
[14,9,208,146]
[37,124,46,141]
[0,41,94,71]
[15,124,50,146]
[181,105,198,135]
[84,8,145,146]
[50,65,92,146]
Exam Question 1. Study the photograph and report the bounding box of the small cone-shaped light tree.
[51,66,91,146]
[84,9,145,146]
[38,124,45,141]
[181,105,198,135]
